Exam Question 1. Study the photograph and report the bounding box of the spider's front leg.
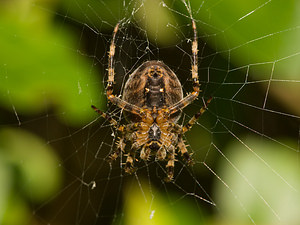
[106,22,143,116]
[168,19,200,115]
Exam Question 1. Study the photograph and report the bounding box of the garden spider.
[92,11,211,182]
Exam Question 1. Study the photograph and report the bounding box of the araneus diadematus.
[92,10,211,182]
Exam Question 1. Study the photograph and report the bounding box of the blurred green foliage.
[121,180,206,225]
[214,137,300,225]
[0,0,102,127]
[0,128,62,225]
[189,0,300,115]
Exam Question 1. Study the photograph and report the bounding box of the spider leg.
[175,98,212,166]
[167,123,193,165]
[156,146,167,161]
[182,97,212,133]
[140,143,167,161]
[168,92,199,115]
[91,105,118,127]
[106,22,119,98]
[165,145,176,182]
[92,104,140,133]
[178,136,193,165]
[108,122,140,162]
[108,135,126,163]
[183,0,199,87]
[140,145,151,161]
[107,95,142,115]
[124,142,139,174]
[105,22,143,116]
[168,19,200,115]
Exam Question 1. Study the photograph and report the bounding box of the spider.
[92,15,211,182]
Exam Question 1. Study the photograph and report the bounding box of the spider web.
[0,0,300,225]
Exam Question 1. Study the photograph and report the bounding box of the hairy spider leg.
[182,0,199,83]
[164,98,211,172]
[111,123,142,163]
[171,97,211,167]
[165,145,176,182]
[108,136,126,162]
[156,146,167,161]
[106,22,143,116]
[168,17,200,115]
[140,142,167,161]
[92,104,125,161]
[92,104,127,159]
[124,142,139,174]
[91,105,118,127]
[106,23,118,95]
[178,136,193,165]
[182,97,212,133]
[140,144,152,161]
[92,105,141,164]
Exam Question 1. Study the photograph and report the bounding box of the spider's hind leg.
[92,105,127,163]
[178,136,193,166]
[108,135,126,163]
[140,145,151,161]
[165,145,176,182]
[182,97,212,133]
[156,146,167,161]
[124,142,139,174]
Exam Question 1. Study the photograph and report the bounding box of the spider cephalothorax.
[92,11,211,182]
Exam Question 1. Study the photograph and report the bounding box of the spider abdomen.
[123,60,183,122]
[145,80,165,108]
